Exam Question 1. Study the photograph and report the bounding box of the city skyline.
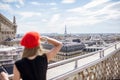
[0,0,120,34]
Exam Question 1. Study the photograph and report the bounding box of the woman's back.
[13,31,62,80]
[15,54,48,80]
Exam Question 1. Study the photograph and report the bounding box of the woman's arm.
[0,71,9,80]
[13,65,20,80]
[41,36,63,62]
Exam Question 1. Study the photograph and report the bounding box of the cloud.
[67,0,109,12]
[45,14,66,33]
[2,0,24,8]
[2,0,24,5]
[49,3,57,5]
[50,7,58,10]
[92,2,120,20]
[15,4,21,8]
[2,0,16,3]
[48,14,61,26]
[0,3,13,13]
[41,19,48,22]
[83,0,109,9]
[18,0,24,5]
[61,0,76,4]
[66,0,120,26]
[30,2,57,6]
[30,2,40,5]
[65,16,103,26]
[18,12,41,19]
[1,0,119,33]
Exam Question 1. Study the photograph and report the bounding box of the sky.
[0,0,120,34]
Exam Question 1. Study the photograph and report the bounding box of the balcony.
[7,42,120,80]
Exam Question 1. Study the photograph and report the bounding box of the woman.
[13,31,62,80]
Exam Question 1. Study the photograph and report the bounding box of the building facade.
[0,13,17,45]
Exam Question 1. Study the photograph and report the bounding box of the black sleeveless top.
[15,54,48,80]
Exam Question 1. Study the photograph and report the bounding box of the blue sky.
[0,0,120,34]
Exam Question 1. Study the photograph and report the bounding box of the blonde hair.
[22,45,43,58]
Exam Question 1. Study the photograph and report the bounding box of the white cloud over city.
[0,0,120,33]
[61,0,76,4]
[66,0,120,26]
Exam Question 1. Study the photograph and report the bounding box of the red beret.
[20,31,40,48]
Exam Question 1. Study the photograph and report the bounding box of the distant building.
[0,13,17,46]
[42,25,86,62]
[42,41,86,62]
[0,46,22,75]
